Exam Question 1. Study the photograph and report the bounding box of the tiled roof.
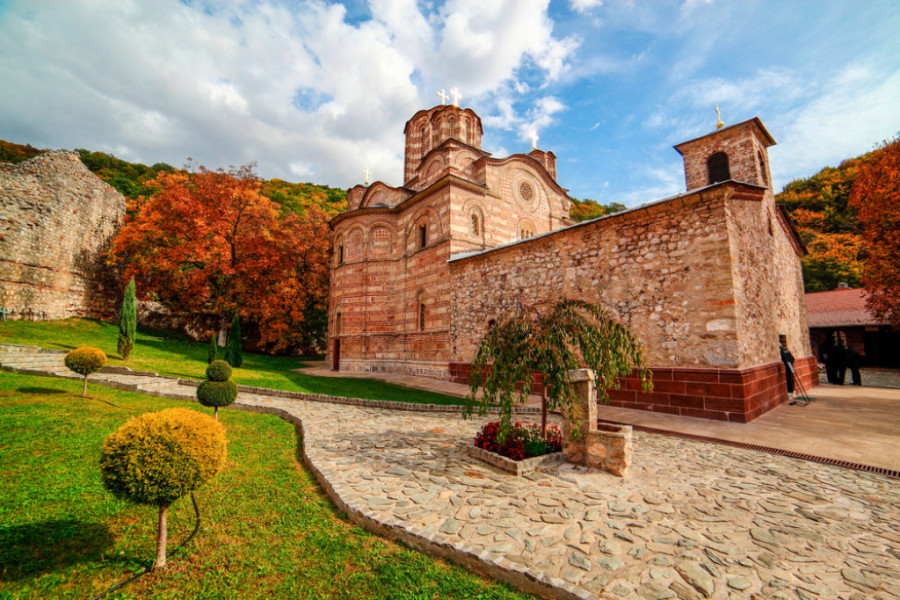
[805,288,886,328]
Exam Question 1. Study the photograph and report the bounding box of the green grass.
[0,318,464,405]
[0,372,532,600]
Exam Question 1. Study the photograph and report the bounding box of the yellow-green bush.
[64,347,107,376]
[100,408,227,507]
[206,360,232,382]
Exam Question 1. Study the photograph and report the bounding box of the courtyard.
[2,346,897,600]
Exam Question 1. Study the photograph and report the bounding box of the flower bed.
[474,421,562,461]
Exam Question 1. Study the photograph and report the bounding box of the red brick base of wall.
[449,357,819,423]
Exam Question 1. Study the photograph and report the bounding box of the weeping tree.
[465,299,652,440]
[117,277,137,360]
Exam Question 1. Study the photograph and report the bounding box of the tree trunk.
[154,504,168,569]
[214,406,219,420]
[82,375,88,397]
[217,313,229,347]
[541,385,548,438]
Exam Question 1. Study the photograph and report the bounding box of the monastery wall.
[449,185,740,368]
[0,152,124,320]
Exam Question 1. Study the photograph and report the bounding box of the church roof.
[806,288,886,328]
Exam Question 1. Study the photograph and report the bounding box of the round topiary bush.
[100,407,227,568]
[64,347,107,397]
[205,360,232,382]
[196,380,238,418]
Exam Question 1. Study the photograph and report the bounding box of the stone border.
[0,343,67,355]
[466,444,565,476]
[177,379,542,415]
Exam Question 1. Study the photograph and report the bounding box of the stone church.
[328,103,817,422]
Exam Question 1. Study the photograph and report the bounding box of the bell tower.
[674,117,776,193]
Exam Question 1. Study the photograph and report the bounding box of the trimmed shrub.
[64,347,107,397]
[197,380,238,418]
[100,407,226,568]
[207,332,217,364]
[117,276,137,360]
[206,360,232,382]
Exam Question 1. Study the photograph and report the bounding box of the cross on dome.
[530,131,539,150]
[449,87,462,107]
[436,89,449,105]
[362,167,372,185]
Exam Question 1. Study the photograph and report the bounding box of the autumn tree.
[111,165,331,350]
[850,135,900,325]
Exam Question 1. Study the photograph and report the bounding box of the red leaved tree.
[849,135,900,325]
[111,165,331,350]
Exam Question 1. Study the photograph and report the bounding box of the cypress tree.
[224,314,243,368]
[208,332,217,364]
[117,277,137,360]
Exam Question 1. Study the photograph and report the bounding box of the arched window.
[418,223,428,248]
[471,212,480,236]
[338,244,344,265]
[417,291,426,331]
[707,151,731,184]
[449,117,455,139]
[336,311,342,334]
[758,151,768,186]
[519,223,534,239]
[419,126,427,154]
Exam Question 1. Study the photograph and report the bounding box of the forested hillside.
[776,154,870,292]
[0,140,347,215]
[568,198,627,222]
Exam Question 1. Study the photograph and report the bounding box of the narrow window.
[449,117,455,139]
[419,303,426,330]
[419,224,427,248]
[338,244,344,264]
[471,212,480,236]
[336,312,342,334]
[707,151,730,184]
[758,151,768,186]
[520,224,534,239]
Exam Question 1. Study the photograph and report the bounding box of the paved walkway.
[3,350,899,600]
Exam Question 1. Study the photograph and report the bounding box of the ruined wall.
[0,152,125,320]
[450,185,740,368]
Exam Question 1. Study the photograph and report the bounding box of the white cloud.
[0,0,576,188]
[569,0,603,14]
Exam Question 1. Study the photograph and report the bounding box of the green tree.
[466,299,652,440]
[208,332,218,364]
[100,408,226,569]
[117,277,137,360]
[197,360,238,419]
[224,314,243,368]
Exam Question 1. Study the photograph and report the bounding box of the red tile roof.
[805,288,886,328]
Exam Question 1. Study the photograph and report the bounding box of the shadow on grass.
[0,519,115,581]
[16,387,67,395]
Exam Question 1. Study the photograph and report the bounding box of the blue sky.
[1,0,898,206]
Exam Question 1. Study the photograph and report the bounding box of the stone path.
[2,348,899,600]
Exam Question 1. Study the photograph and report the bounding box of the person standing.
[846,347,863,386]
[834,331,848,385]
[820,332,836,384]
[780,335,795,399]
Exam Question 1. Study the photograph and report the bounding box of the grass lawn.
[0,371,531,600]
[0,318,464,405]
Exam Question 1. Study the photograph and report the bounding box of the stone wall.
[0,152,125,320]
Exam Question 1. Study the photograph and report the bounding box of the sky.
[1,0,899,206]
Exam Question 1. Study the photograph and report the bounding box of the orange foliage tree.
[850,136,900,325]
[111,165,331,351]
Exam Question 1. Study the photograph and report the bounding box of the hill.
[0,139,347,216]
[776,153,871,292]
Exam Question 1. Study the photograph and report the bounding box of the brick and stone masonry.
[0,152,125,320]
[328,108,817,422]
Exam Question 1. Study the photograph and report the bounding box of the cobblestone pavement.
[3,358,899,600]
